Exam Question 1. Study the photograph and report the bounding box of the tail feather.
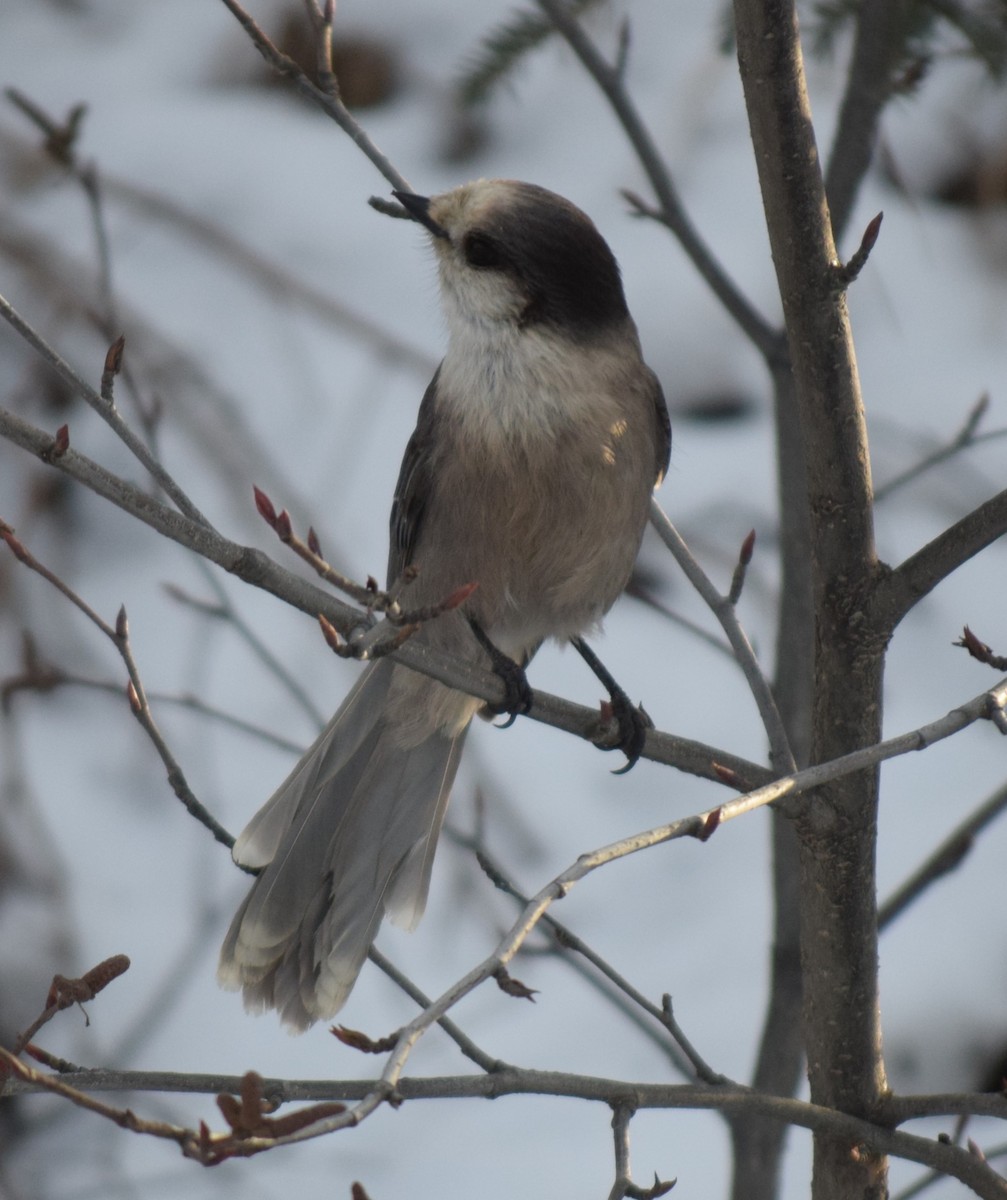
[218,660,465,1031]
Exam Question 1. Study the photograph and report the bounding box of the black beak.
[393,190,449,240]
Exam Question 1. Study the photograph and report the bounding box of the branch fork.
[253,484,477,660]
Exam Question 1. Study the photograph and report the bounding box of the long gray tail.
[218,659,465,1031]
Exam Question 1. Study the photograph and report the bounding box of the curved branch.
[872,489,1007,634]
[879,779,1007,929]
[535,0,778,359]
[6,1056,1007,1195]
[824,1,912,244]
[649,499,796,777]
[0,292,208,527]
[216,0,411,192]
[0,404,767,789]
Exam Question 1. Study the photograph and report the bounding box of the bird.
[218,179,671,1031]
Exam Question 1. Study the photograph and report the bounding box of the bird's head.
[395,179,630,341]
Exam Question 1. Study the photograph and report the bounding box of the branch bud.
[252,485,277,527]
[318,613,343,652]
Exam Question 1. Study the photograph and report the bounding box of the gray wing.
[388,365,441,585]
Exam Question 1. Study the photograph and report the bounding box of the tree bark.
[732,2,889,1196]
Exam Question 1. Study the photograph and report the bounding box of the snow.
[1,1,1006,1197]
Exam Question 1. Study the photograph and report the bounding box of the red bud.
[739,528,756,564]
[318,613,342,651]
[253,486,277,527]
[103,335,125,377]
[698,807,722,841]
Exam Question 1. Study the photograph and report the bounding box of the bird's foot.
[469,619,533,727]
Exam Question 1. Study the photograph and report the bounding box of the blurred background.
[2,1,1007,1196]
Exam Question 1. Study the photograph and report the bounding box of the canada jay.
[218,179,671,1030]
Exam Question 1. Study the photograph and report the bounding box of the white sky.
[2,1,1007,1197]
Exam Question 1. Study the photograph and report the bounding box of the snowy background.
[1,0,1007,1197]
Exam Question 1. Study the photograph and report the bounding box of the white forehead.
[426,179,523,238]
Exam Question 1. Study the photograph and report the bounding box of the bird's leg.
[572,636,652,773]
[467,618,533,727]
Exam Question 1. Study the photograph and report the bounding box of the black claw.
[469,619,533,721]
[606,692,653,773]
[572,636,651,772]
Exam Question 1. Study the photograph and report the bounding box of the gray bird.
[218,179,671,1030]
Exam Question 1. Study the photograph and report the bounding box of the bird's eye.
[463,233,504,269]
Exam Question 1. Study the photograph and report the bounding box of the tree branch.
[824,0,912,244]
[216,0,410,192]
[0,405,768,790]
[872,488,1007,634]
[879,779,1007,930]
[6,1056,1007,1194]
[536,0,778,359]
[732,2,887,1195]
[649,499,796,776]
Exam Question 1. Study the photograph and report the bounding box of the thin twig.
[0,292,208,527]
[471,841,724,1083]
[534,0,777,360]
[873,394,1000,504]
[366,947,506,1075]
[12,955,131,1055]
[879,779,1007,929]
[255,677,1007,1149]
[8,1058,1007,1191]
[165,574,328,729]
[1,399,772,789]
[0,523,236,851]
[217,0,410,192]
[832,211,883,289]
[649,498,796,777]
[1,656,306,754]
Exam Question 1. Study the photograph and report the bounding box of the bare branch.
[0,524,237,851]
[0,405,767,788]
[879,779,1007,929]
[873,487,1007,633]
[471,841,725,1083]
[824,2,911,244]
[365,947,506,1075]
[0,291,208,526]
[649,499,796,777]
[216,0,411,192]
[278,679,1007,1149]
[6,1057,1007,1192]
[873,393,997,504]
[535,0,777,359]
